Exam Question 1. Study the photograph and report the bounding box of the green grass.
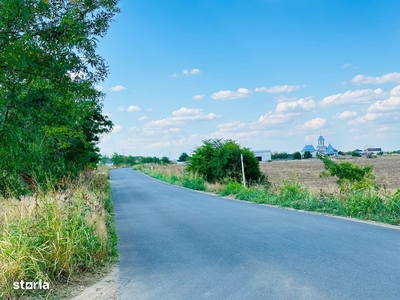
[133,164,400,226]
[0,167,118,299]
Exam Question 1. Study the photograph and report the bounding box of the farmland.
[157,155,400,192]
[261,155,400,193]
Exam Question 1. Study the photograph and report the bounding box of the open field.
[260,155,400,193]
[156,155,400,193]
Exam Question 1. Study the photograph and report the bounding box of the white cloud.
[254,85,304,93]
[297,118,326,131]
[117,106,125,112]
[129,126,140,133]
[335,111,358,119]
[367,97,400,112]
[351,72,400,84]
[276,98,315,113]
[127,105,141,112]
[95,85,104,91]
[170,73,177,78]
[192,94,205,100]
[146,108,153,112]
[347,113,379,125]
[111,125,123,134]
[319,88,385,107]
[138,116,148,121]
[102,112,112,117]
[342,63,352,68]
[211,88,252,100]
[367,85,400,112]
[183,68,201,76]
[258,112,300,125]
[144,107,222,128]
[110,85,127,92]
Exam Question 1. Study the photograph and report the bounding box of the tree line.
[0,0,120,196]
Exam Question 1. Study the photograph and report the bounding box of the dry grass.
[260,155,400,193]
[147,155,400,193]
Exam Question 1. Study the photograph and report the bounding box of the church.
[301,135,337,157]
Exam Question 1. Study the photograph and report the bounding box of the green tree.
[187,139,266,184]
[0,0,119,195]
[303,151,312,159]
[161,156,171,164]
[178,152,190,162]
[293,152,302,160]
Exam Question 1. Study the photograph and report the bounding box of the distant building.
[301,135,337,157]
[301,144,317,157]
[253,150,272,162]
[364,148,382,155]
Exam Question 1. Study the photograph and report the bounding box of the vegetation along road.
[111,168,400,300]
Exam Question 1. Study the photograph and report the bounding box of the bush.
[303,151,312,159]
[187,139,266,184]
[293,152,302,160]
[318,154,376,191]
[220,181,244,196]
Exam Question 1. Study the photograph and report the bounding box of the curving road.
[111,168,400,300]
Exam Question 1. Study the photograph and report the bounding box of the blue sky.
[97,0,400,158]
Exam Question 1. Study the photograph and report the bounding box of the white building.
[252,150,272,162]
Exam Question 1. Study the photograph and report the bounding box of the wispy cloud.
[95,85,104,91]
[192,94,205,100]
[127,105,141,112]
[335,111,358,119]
[117,106,125,112]
[351,72,400,84]
[319,88,385,107]
[110,85,127,92]
[211,88,252,100]
[138,116,148,121]
[183,68,201,76]
[254,85,304,93]
[102,112,112,117]
[342,63,352,68]
[144,107,222,128]
[111,125,123,134]
[170,73,177,78]
[297,118,326,131]
[276,98,315,113]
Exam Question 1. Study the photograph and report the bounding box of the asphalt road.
[111,168,400,300]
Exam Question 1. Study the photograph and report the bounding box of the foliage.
[351,151,362,157]
[318,154,376,191]
[293,151,302,160]
[377,151,384,156]
[0,0,120,196]
[0,167,117,299]
[220,181,244,196]
[178,152,190,162]
[272,152,290,160]
[161,156,171,164]
[303,151,312,159]
[187,139,266,184]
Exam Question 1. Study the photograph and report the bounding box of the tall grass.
[134,164,400,226]
[0,167,118,299]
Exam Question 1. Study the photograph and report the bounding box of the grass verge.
[0,166,118,299]
[133,164,400,226]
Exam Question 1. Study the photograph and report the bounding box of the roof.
[364,148,382,151]
[302,144,316,152]
[327,144,337,152]
[318,135,324,140]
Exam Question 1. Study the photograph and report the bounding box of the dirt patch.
[66,265,118,300]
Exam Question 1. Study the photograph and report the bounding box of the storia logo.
[13,280,50,290]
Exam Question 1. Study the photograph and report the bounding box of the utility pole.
[240,154,246,188]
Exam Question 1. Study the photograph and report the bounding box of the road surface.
[111,168,400,300]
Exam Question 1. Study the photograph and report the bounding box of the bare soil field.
[260,155,400,193]
[163,155,400,193]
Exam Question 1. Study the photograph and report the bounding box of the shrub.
[293,152,302,160]
[318,154,376,191]
[220,181,244,196]
[187,139,266,184]
[303,151,312,159]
